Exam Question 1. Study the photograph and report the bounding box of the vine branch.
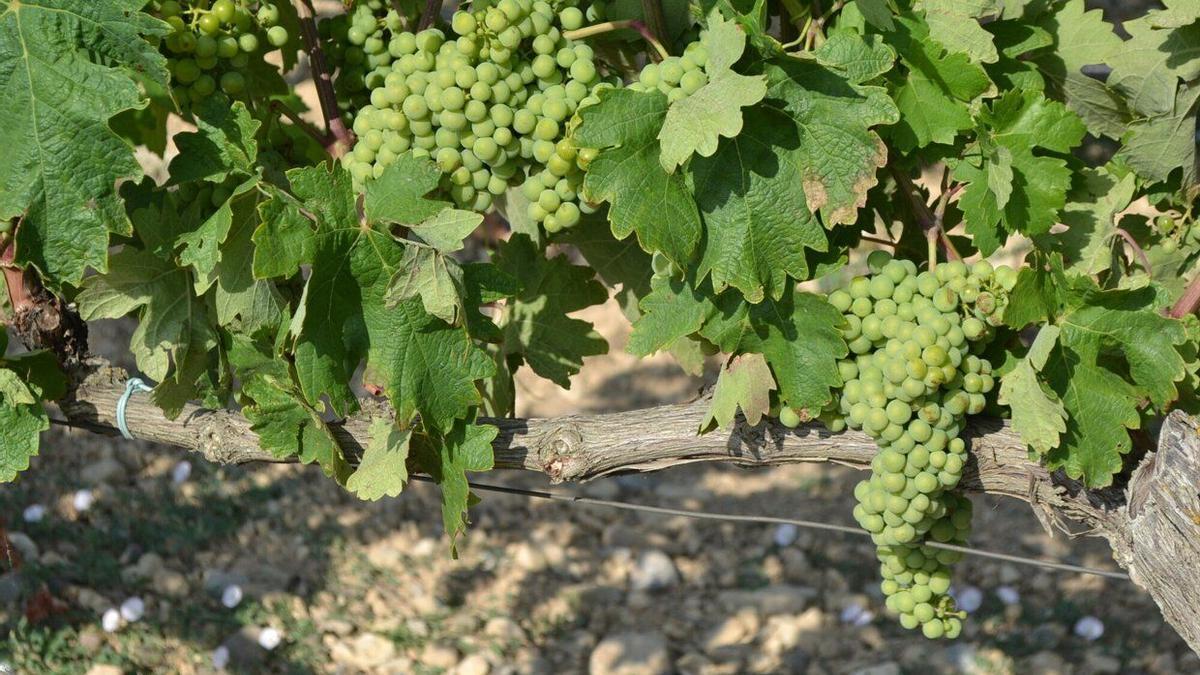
[891,167,962,266]
[417,0,442,30]
[563,20,669,60]
[294,0,355,158]
[1169,269,1200,318]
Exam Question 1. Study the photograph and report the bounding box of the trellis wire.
[407,475,1131,581]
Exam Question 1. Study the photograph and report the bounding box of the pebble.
[773,524,798,547]
[72,489,95,512]
[211,645,231,670]
[221,585,244,609]
[1074,615,1104,641]
[953,585,983,613]
[152,569,189,598]
[101,608,121,633]
[995,585,1020,605]
[331,632,397,669]
[1081,652,1120,674]
[718,586,816,615]
[456,653,491,675]
[123,552,164,583]
[421,643,460,669]
[589,632,671,675]
[850,662,900,675]
[839,601,874,627]
[703,609,759,653]
[484,616,526,643]
[629,550,678,591]
[171,460,192,484]
[258,627,282,650]
[1026,651,1067,674]
[6,532,38,563]
[22,504,46,523]
[119,597,145,622]
[81,457,125,485]
[84,666,122,675]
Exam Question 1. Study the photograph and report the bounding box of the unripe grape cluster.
[152,0,289,105]
[335,0,606,226]
[801,254,1014,638]
[629,41,711,102]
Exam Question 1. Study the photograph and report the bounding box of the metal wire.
[408,475,1131,581]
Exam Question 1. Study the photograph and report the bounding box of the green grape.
[211,0,236,23]
[559,7,584,30]
[198,13,221,35]
[220,71,246,95]
[267,26,289,48]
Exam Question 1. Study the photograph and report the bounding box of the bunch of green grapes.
[628,41,710,103]
[152,0,289,104]
[1154,214,1200,253]
[338,0,607,223]
[789,254,1014,638]
[321,1,402,117]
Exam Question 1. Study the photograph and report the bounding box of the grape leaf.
[917,0,1000,64]
[411,420,497,552]
[0,0,169,287]
[701,352,776,431]
[178,177,259,293]
[760,57,898,227]
[494,234,608,387]
[0,342,63,482]
[1030,0,1128,139]
[386,243,465,325]
[691,106,827,302]
[558,212,653,320]
[346,418,412,501]
[628,274,716,357]
[0,388,49,482]
[1115,83,1200,185]
[575,88,702,267]
[253,194,314,278]
[814,30,896,84]
[883,14,994,150]
[167,98,261,184]
[1106,15,1200,118]
[998,325,1066,455]
[269,165,494,433]
[1150,0,1200,28]
[955,90,1086,255]
[410,209,484,253]
[658,10,767,171]
[210,192,287,337]
[363,153,451,226]
[1037,167,1136,275]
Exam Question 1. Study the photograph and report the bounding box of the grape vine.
[2,0,1199,645]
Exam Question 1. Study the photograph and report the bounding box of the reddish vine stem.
[1114,227,1153,276]
[892,167,961,265]
[417,0,442,30]
[1168,270,1200,318]
[0,220,88,362]
[268,100,332,147]
[639,0,669,60]
[294,0,355,158]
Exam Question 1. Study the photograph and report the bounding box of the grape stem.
[0,220,31,319]
[860,233,896,247]
[268,100,333,148]
[891,166,962,269]
[1168,270,1200,318]
[639,0,669,60]
[1113,227,1153,276]
[417,0,441,31]
[293,0,355,158]
[563,20,669,61]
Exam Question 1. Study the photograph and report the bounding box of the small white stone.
[1074,615,1104,641]
[211,645,231,670]
[101,608,121,633]
[221,584,244,609]
[72,489,95,512]
[773,523,799,548]
[840,601,873,626]
[172,460,192,484]
[258,627,282,650]
[22,504,46,523]
[0,660,13,674]
[954,585,983,613]
[120,596,145,622]
[995,585,1020,606]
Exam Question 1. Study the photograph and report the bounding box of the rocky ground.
[2,300,1196,675]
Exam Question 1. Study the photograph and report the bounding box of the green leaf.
[284,166,494,432]
[253,192,315,278]
[3,350,67,400]
[575,88,702,267]
[347,418,412,501]
[691,107,827,302]
[814,30,897,84]
[410,209,484,253]
[411,420,497,552]
[0,0,169,287]
[760,57,898,227]
[0,369,35,405]
[0,395,48,482]
[628,274,715,357]
[1031,0,1128,139]
[386,243,465,325]
[494,234,608,387]
[701,353,776,431]
[855,0,895,30]
[1037,167,1136,275]
[1115,83,1200,185]
[657,10,767,171]
[884,14,993,150]
[1150,0,1200,28]
[998,325,1066,455]
[245,374,350,481]
[363,153,451,225]
[210,192,287,336]
[167,98,261,184]
[1106,16,1200,118]
[917,0,1000,63]
[955,91,1086,255]
[178,177,259,293]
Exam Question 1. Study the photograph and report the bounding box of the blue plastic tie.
[116,377,153,440]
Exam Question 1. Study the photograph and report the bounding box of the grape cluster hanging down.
[334,0,607,228]
[151,0,289,105]
[785,254,1014,637]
